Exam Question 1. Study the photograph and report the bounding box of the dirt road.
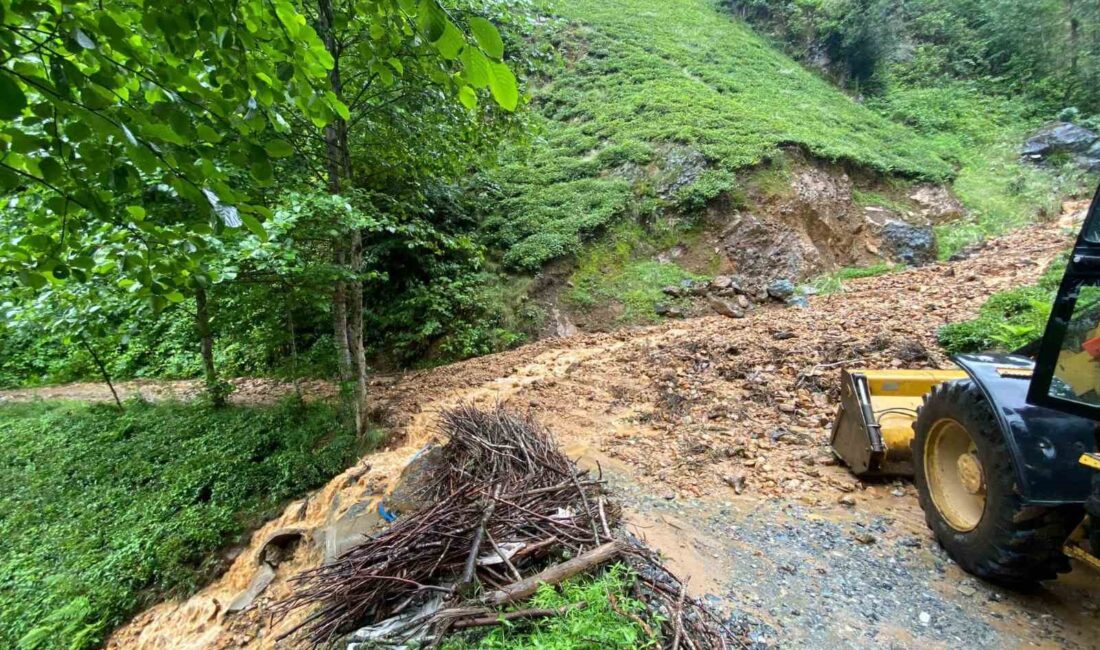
[22,215,1096,648]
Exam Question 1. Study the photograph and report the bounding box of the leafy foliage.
[0,399,360,650]
[439,564,659,650]
[0,0,525,387]
[729,0,1100,114]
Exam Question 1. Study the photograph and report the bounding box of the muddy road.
[19,215,1096,648]
[595,448,1099,649]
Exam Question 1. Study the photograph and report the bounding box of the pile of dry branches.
[274,405,742,649]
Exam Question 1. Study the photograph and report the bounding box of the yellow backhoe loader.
[832,184,1100,586]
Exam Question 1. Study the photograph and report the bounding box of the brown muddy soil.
[17,212,1097,648]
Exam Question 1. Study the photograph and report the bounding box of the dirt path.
[92,213,1100,648]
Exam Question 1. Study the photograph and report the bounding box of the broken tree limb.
[458,495,497,589]
[481,540,624,607]
[451,602,589,630]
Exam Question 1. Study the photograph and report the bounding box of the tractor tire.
[912,380,1083,586]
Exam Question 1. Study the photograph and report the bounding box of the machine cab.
[1029,185,1100,422]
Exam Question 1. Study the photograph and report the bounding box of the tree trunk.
[332,244,352,381]
[285,291,303,400]
[82,337,122,410]
[1069,0,1080,83]
[195,286,224,407]
[347,229,367,434]
[318,0,367,435]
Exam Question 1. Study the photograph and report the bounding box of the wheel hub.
[925,418,986,532]
[956,452,984,495]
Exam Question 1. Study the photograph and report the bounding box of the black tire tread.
[912,380,1082,586]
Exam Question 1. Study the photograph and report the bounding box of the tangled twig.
[272,405,744,649]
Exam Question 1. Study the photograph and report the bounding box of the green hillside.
[485,0,955,270]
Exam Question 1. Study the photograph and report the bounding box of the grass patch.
[938,252,1069,354]
[484,0,955,271]
[809,262,901,295]
[851,188,912,213]
[938,143,1083,258]
[0,399,362,650]
[439,563,659,649]
[565,220,709,323]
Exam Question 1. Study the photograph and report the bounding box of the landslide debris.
[273,406,741,649]
[106,214,1077,649]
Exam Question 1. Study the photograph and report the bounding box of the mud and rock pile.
[273,406,741,649]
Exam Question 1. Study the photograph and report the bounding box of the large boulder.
[1021,122,1099,161]
[707,295,745,318]
[879,220,936,266]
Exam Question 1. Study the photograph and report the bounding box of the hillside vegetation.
[0,400,360,650]
[486,0,954,271]
[728,0,1095,257]
[2,0,1088,389]
[1,1,1097,648]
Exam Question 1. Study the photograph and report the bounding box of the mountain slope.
[486,0,955,271]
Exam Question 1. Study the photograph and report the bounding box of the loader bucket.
[830,368,968,477]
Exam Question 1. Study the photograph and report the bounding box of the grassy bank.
[0,400,360,650]
[870,84,1087,259]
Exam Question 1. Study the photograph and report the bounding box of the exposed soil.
[16,206,1097,648]
[523,149,967,337]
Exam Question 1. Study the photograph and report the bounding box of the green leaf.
[165,291,185,303]
[126,205,146,220]
[487,62,518,111]
[21,271,47,289]
[333,99,350,121]
[0,72,27,120]
[240,213,268,240]
[39,157,63,183]
[436,22,465,60]
[461,48,491,89]
[250,159,273,182]
[458,85,477,110]
[469,17,504,59]
[196,123,224,143]
[71,256,95,270]
[264,140,294,157]
[417,0,447,42]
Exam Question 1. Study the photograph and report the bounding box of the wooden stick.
[459,497,497,588]
[598,497,612,540]
[485,529,523,582]
[481,541,623,607]
[671,579,688,650]
[451,602,588,629]
[512,536,558,559]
